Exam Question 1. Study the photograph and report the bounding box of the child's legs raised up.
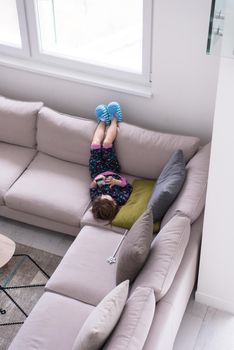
[102,118,121,173]
[91,121,106,147]
[89,122,106,179]
[103,118,118,146]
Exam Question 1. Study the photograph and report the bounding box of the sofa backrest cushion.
[37,107,97,165]
[115,123,200,178]
[161,143,211,227]
[116,209,153,285]
[0,96,43,148]
[72,280,129,350]
[131,214,191,301]
[103,287,155,350]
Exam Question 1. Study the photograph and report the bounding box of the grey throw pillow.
[148,149,186,222]
[116,209,153,285]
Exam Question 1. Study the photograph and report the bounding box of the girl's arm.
[90,180,97,188]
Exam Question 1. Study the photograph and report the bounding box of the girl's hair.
[92,197,119,221]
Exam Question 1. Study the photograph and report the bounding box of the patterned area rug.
[0,243,62,350]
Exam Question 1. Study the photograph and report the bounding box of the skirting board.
[195,290,234,315]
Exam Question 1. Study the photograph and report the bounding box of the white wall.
[196,58,234,313]
[0,0,220,143]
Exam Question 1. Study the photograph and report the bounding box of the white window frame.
[0,0,30,57]
[0,0,153,90]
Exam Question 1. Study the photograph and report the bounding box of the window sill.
[0,55,152,98]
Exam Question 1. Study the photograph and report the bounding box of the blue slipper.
[107,102,123,123]
[95,104,110,124]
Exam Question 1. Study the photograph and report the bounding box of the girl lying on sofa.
[89,102,132,221]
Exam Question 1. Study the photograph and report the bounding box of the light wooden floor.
[1,216,234,350]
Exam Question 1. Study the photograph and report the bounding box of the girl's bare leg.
[91,121,106,146]
[103,118,118,145]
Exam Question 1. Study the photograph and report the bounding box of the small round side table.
[0,234,16,268]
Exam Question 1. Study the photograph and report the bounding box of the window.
[36,0,143,74]
[0,0,29,56]
[0,0,21,47]
[0,0,152,88]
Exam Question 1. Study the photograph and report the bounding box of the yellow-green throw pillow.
[112,179,160,231]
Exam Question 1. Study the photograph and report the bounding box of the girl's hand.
[95,175,105,181]
[105,176,121,188]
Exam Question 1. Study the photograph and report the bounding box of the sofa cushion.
[115,122,200,178]
[8,292,94,350]
[103,287,155,350]
[0,96,43,147]
[81,207,128,234]
[37,107,97,165]
[72,281,129,350]
[161,143,211,227]
[0,206,80,236]
[0,143,36,205]
[5,152,91,227]
[148,150,186,222]
[112,179,155,229]
[134,214,204,350]
[116,209,153,284]
[131,214,191,301]
[46,225,122,305]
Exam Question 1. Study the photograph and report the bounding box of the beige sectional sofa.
[0,96,210,349]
